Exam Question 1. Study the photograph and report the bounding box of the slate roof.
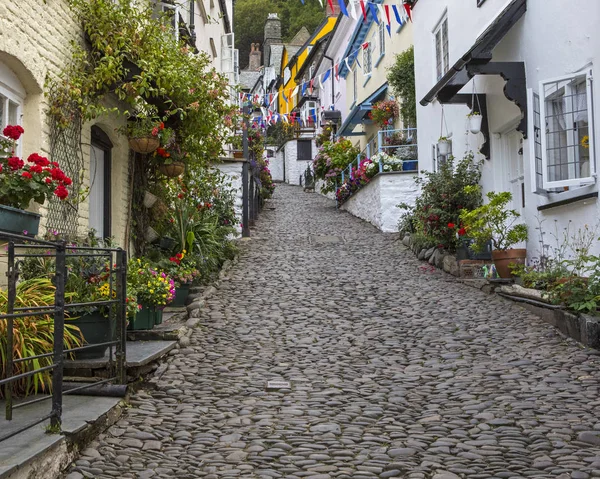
[239,70,262,91]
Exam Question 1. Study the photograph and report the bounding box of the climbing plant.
[387,46,416,127]
[46,0,237,166]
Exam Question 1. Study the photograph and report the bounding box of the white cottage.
[413,0,599,258]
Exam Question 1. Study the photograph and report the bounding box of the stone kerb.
[341,171,419,233]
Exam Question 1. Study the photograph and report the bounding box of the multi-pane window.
[156,1,181,40]
[538,71,595,189]
[0,64,24,154]
[363,43,373,76]
[378,21,385,58]
[434,15,449,80]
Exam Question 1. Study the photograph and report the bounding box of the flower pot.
[129,137,160,155]
[159,236,177,251]
[128,304,155,330]
[468,114,483,134]
[171,284,191,307]
[0,205,41,237]
[233,150,244,159]
[154,309,164,325]
[159,161,185,178]
[492,248,527,279]
[402,160,418,172]
[74,310,112,359]
[145,226,159,243]
[437,140,451,156]
[143,190,158,209]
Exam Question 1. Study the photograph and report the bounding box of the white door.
[89,145,106,238]
[504,129,525,215]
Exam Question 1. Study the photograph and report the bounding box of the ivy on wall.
[387,46,416,128]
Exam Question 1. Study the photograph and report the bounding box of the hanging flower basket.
[437,139,451,156]
[159,161,185,178]
[129,137,160,154]
[0,205,41,237]
[468,113,483,134]
[145,226,159,243]
[143,190,158,208]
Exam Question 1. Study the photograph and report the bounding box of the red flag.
[309,78,314,94]
[328,0,334,15]
[361,41,369,50]
[384,5,391,25]
[335,63,339,81]
[404,2,412,22]
[359,0,367,21]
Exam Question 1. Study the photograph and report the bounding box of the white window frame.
[433,14,449,81]
[378,21,386,59]
[352,65,358,104]
[220,33,234,74]
[157,1,181,40]
[0,63,25,155]
[538,70,595,190]
[283,67,291,85]
[363,43,372,76]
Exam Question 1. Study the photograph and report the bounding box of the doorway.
[89,126,112,239]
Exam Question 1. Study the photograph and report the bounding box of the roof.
[289,27,311,46]
[420,0,527,105]
[267,44,284,73]
[239,70,262,91]
[338,83,387,137]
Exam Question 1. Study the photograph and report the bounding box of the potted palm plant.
[0,125,71,236]
[460,189,528,278]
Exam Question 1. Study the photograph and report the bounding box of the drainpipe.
[323,54,335,107]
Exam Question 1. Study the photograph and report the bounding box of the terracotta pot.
[492,248,527,279]
[159,161,185,178]
[129,137,160,154]
[233,150,244,159]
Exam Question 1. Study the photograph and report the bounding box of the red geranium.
[21,171,32,179]
[448,222,455,229]
[458,227,467,236]
[7,157,24,170]
[54,184,69,200]
[3,125,24,141]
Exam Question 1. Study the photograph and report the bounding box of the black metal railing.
[0,231,127,442]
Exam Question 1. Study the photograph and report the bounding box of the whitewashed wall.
[283,139,316,186]
[216,159,243,235]
[267,146,285,182]
[413,0,600,258]
[341,172,419,232]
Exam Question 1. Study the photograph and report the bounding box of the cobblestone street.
[66,184,600,479]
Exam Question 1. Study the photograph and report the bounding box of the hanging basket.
[437,139,451,156]
[129,137,160,154]
[159,161,185,178]
[145,226,159,243]
[143,190,158,209]
[468,114,483,134]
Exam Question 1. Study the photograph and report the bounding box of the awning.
[338,84,387,137]
[420,0,526,106]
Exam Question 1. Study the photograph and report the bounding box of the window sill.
[537,186,598,211]
[374,54,385,68]
[363,75,372,87]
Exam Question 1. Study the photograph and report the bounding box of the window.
[432,141,451,172]
[210,38,217,58]
[156,1,181,40]
[434,15,449,80]
[221,33,234,74]
[530,70,596,191]
[378,21,386,58]
[283,67,291,85]
[297,140,312,160]
[352,65,358,103]
[0,62,25,152]
[363,43,372,76]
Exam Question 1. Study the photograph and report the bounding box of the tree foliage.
[387,46,416,127]
[234,0,325,70]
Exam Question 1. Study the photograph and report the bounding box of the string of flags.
[238,1,411,124]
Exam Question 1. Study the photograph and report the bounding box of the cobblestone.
[63,184,600,477]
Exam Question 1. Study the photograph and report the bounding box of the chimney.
[249,43,262,71]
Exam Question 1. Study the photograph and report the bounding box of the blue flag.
[339,0,348,16]
[282,91,288,103]
[392,5,403,26]
[302,82,308,96]
[386,24,391,36]
[368,3,379,24]
[323,69,331,82]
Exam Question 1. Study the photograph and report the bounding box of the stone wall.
[341,172,419,233]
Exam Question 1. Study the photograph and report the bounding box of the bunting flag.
[345,57,351,71]
[349,0,357,19]
[309,78,314,94]
[335,63,339,81]
[392,5,403,25]
[384,5,391,25]
[368,2,379,24]
[292,85,299,98]
[404,2,412,21]
[377,4,386,24]
[386,24,391,36]
[339,0,348,16]
[327,0,335,15]
[301,82,308,96]
[361,41,369,49]
[317,0,323,7]
[282,91,288,103]
[359,0,367,21]
[322,69,331,83]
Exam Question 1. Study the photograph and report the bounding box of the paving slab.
[65,340,177,369]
